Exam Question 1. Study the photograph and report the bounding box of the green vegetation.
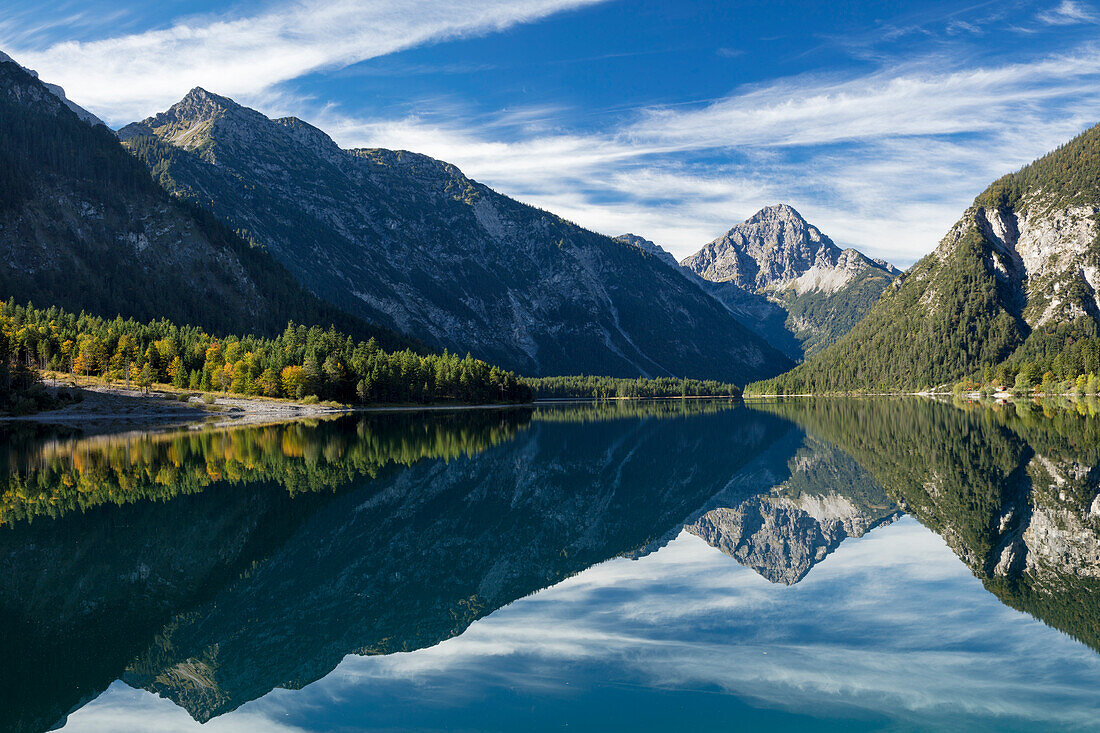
[777,262,899,356]
[523,375,741,399]
[977,123,1100,215]
[0,300,531,407]
[0,309,82,414]
[750,123,1100,395]
[0,411,532,524]
[751,224,1022,394]
[0,60,409,350]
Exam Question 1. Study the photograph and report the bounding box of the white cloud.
[6,3,1100,265]
[1,0,607,123]
[1037,0,1099,25]
[71,523,1100,730]
[309,45,1100,265]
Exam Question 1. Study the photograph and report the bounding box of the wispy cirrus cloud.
[310,44,1100,265]
[0,0,607,123]
[1037,0,1099,25]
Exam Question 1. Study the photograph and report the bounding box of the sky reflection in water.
[64,517,1100,732]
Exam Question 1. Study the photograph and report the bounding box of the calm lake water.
[3,398,1100,732]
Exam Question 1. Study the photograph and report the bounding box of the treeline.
[749,226,1022,395]
[977,122,1100,213]
[953,330,1100,395]
[0,412,531,524]
[522,375,741,399]
[0,300,531,406]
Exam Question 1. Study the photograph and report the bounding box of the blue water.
[63,518,1100,732]
[4,398,1100,732]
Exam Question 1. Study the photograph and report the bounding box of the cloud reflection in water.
[66,517,1100,732]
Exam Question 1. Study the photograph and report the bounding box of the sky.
[2,1,1100,266]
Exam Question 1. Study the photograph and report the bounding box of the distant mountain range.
[116,88,791,382]
[754,123,1100,393]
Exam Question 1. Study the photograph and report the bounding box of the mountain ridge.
[677,204,898,359]
[121,90,793,382]
[0,56,407,347]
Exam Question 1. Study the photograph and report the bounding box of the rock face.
[119,90,792,382]
[683,204,841,290]
[761,123,1100,392]
[0,57,398,344]
[680,205,898,359]
[683,434,899,584]
[0,50,104,127]
[614,233,682,270]
[974,202,1100,327]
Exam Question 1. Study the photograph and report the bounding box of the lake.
[3,398,1100,732]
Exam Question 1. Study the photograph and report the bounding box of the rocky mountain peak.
[177,86,241,115]
[744,203,809,228]
[119,87,268,155]
[680,204,845,291]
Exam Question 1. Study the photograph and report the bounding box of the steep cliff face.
[974,202,1100,329]
[119,90,791,382]
[757,123,1100,393]
[680,205,898,359]
[0,57,397,344]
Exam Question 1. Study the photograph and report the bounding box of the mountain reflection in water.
[2,397,1099,732]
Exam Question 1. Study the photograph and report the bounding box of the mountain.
[0,50,104,127]
[614,232,681,270]
[754,125,1100,393]
[681,205,899,359]
[684,433,900,584]
[0,405,790,729]
[118,89,792,382]
[0,56,403,346]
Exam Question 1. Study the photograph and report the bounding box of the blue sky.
[2,0,1100,265]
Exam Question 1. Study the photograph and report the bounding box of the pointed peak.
[744,204,807,226]
[174,86,240,113]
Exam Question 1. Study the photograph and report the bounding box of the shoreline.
[0,379,538,435]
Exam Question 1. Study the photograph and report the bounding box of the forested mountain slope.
[681,205,898,360]
[0,57,405,347]
[119,89,792,382]
[753,124,1100,393]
